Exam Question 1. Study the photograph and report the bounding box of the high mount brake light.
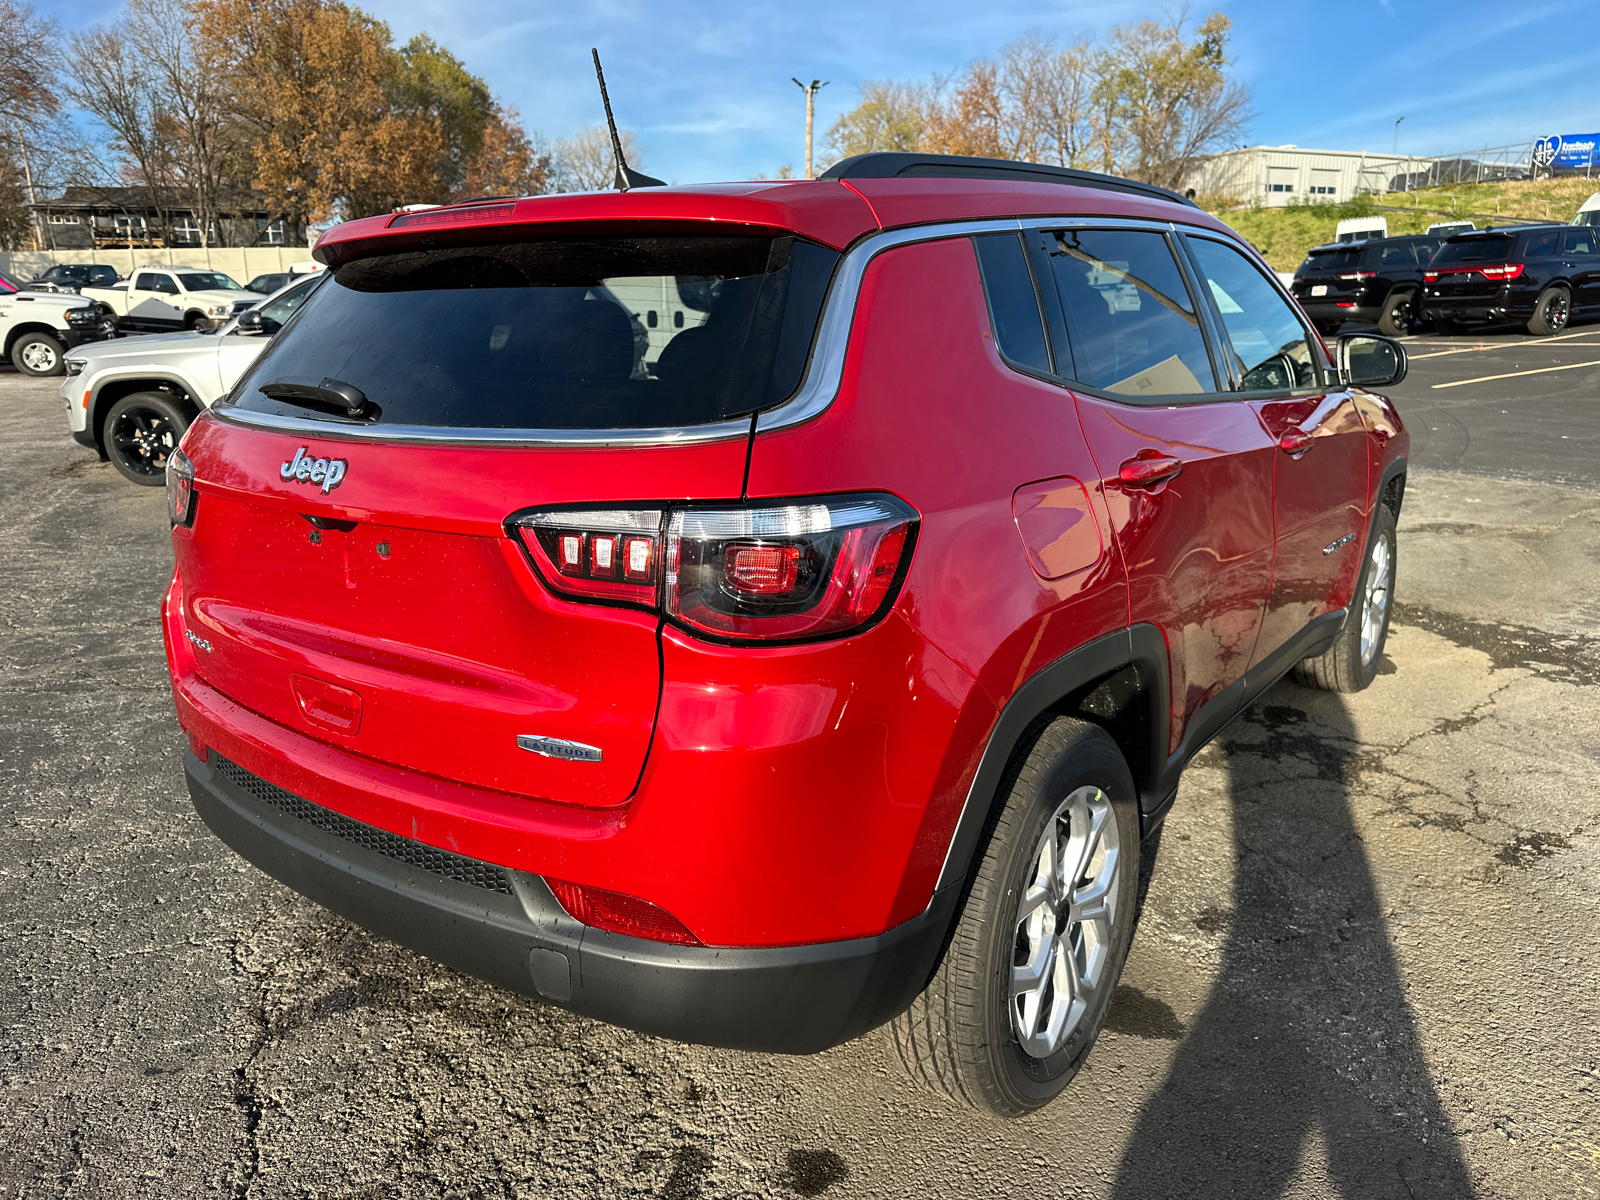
[508,494,919,641]
[665,495,917,641]
[545,879,701,945]
[512,509,664,605]
[388,201,517,229]
[167,448,196,528]
[1424,263,1524,282]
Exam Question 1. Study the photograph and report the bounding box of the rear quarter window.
[225,235,840,431]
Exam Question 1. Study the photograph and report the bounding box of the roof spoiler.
[819,153,1200,209]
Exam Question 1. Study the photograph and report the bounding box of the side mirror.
[235,309,264,335]
[1338,334,1407,388]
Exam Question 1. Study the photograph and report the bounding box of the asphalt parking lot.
[2,327,1597,1199]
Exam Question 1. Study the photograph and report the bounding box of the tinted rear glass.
[1432,235,1515,264]
[1299,248,1363,274]
[227,235,840,430]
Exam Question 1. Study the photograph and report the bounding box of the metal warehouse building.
[1184,146,1439,206]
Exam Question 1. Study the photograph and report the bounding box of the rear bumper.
[1298,301,1379,323]
[186,748,958,1053]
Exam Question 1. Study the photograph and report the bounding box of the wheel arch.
[89,378,201,452]
[935,626,1172,896]
[4,322,67,358]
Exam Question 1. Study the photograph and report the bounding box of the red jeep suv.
[163,153,1409,1117]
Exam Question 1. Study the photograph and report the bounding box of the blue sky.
[36,0,1599,184]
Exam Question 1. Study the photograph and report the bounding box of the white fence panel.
[0,247,315,283]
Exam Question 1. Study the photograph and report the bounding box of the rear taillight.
[665,495,916,641]
[1424,263,1523,282]
[167,448,196,527]
[508,494,918,642]
[511,508,664,606]
[545,879,701,945]
[1336,271,1377,280]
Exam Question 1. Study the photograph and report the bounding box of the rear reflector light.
[1424,263,1523,282]
[167,448,196,528]
[388,201,516,229]
[1336,271,1377,280]
[545,879,701,945]
[508,494,919,642]
[666,495,917,641]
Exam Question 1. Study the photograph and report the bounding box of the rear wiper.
[259,377,375,419]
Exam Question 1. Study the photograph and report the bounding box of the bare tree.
[126,0,244,246]
[552,126,643,192]
[68,21,179,245]
[1,0,64,247]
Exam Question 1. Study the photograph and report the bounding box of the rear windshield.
[1299,247,1363,274]
[1432,235,1514,265]
[226,235,840,430]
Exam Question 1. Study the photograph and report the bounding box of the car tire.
[1431,318,1464,336]
[11,331,67,376]
[889,716,1140,1118]
[103,391,190,487]
[1527,286,1571,336]
[1377,290,1417,337]
[1293,504,1397,693]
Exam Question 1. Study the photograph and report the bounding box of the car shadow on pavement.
[1110,686,1475,1199]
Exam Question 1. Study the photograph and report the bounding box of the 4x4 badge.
[280,447,348,494]
[518,734,603,763]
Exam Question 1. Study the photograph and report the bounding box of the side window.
[1378,242,1414,268]
[258,279,316,334]
[1525,231,1560,258]
[1562,228,1598,256]
[972,233,1052,376]
[134,273,156,291]
[153,274,178,295]
[1038,228,1216,398]
[1185,236,1318,392]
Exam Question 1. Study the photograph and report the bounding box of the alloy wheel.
[1010,785,1121,1059]
[1548,291,1570,333]
[110,406,177,479]
[1360,533,1392,666]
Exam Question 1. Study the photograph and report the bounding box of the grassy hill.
[1207,178,1600,271]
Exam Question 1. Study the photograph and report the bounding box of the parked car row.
[1294,217,1600,337]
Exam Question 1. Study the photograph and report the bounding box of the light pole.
[1393,116,1404,158]
[792,78,828,180]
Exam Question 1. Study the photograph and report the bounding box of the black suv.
[1291,235,1443,337]
[25,263,121,294]
[1420,225,1594,335]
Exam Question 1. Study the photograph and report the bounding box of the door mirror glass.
[235,309,264,335]
[1339,335,1407,387]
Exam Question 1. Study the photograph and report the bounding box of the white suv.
[63,275,319,484]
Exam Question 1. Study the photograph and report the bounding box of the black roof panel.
[819,153,1199,210]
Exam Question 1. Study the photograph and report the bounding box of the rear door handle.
[1118,453,1184,487]
[1279,431,1314,455]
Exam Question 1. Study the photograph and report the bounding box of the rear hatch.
[1426,232,1517,301]
[1291,245,1371,304]
[176,227,841,808]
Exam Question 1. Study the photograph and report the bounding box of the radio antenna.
[591,49,665,191]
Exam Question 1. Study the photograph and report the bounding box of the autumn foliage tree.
[827,14,1248,189]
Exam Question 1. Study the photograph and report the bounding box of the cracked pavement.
[1,368,1596,1199]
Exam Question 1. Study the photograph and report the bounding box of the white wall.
[0,246,315,282]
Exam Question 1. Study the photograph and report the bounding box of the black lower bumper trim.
[185,751,957,1053]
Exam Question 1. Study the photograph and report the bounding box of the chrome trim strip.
[210,406,756,448]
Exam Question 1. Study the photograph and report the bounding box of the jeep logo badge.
[280,447,348,494]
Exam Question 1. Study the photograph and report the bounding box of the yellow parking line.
[1430,359,1600,389]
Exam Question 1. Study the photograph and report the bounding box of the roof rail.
[819,152,1200,210]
